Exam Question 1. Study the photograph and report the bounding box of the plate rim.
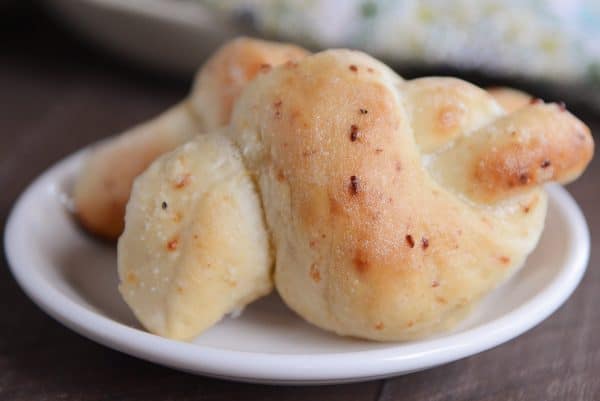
[3,148,591,384]
[48,0,218,26]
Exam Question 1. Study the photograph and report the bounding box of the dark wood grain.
[1,3,598,401]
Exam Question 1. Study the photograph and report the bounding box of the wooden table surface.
[1,4,599,400]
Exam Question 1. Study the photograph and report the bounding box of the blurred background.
[5,0,600,111]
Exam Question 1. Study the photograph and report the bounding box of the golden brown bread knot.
[118,46,593,341]
[73,38,308,240]
[226,50,593,340]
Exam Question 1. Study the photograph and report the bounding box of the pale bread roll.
[117,47,593,342]
[118,132,272,340]
[74,38,308,239]
[226,49,593,340]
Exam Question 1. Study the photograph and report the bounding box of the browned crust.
[471,103,594,202]
[196,37,309,127]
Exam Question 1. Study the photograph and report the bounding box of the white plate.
[4,146,590,385]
